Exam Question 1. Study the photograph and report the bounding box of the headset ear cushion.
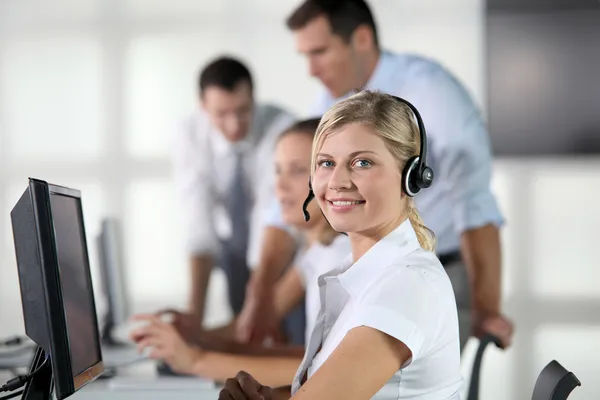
[402,156,420,197]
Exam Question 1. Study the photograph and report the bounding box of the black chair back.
[532,360,581,400]
[467,334,502,400]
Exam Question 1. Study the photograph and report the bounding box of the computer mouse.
[156,361,194,377]
[97,367,117,380]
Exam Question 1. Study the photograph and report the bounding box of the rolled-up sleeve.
[172,117,218,256]
[346,305,425,362]
[422,69,505,233]
[343,267,435,364]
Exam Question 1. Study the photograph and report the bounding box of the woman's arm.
[292,326,411,400]
[194,352,302,387]
[273,268,305,320]
[196,317,305,358]
[198,335,306,358]
[131,315,304,388]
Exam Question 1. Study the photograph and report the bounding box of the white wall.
[0,0,598,398]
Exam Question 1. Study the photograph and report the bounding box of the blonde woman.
[130,119,350,387]
[219,91,463,399]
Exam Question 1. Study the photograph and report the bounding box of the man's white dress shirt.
[172,104,294,268]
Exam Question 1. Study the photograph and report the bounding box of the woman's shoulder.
[360,249,453,308]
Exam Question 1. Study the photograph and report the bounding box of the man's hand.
[460,224,514,349]
[219,371,275,400]
[153,308,203,344]
[129,314,203,375]
[473,311,514,349]
[235,286,283,344]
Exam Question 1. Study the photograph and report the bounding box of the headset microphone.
[302,180,315,222]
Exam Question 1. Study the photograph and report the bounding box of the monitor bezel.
[45,181,104,393]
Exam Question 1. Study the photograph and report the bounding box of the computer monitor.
[10,178,104,400]
[96,218,131,346]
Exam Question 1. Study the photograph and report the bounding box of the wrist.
[472,304,500,319]
[471,280,501,316]
[272,386,292,399]
[191,349,213,376]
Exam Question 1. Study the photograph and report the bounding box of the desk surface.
[1,348,223,400]
[75,362,222,400]
[0,342,35,369]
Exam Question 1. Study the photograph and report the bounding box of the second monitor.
[96,218,132,346]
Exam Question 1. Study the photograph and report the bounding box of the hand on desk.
[219,371,278,400]
[129,314,203,375]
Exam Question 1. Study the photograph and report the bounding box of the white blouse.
[294,235,352,342]
[291,220,463,399]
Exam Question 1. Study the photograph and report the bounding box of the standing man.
[173,56,301,341]
[237,0,513,351]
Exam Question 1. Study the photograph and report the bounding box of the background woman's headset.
[303,95,434,222]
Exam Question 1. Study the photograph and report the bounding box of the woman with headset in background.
[130,118,351,387]
[219,91,463,399]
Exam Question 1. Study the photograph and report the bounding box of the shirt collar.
[363,50,401,92]
[327,50,402,105]
[321,219,422,298]
[205,109,256,157]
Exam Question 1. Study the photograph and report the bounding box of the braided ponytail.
[407,200,436,252]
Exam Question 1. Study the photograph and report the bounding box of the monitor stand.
[100,314,128,347]
[21,346,52,400]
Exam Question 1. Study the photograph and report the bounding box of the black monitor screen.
[49,193,101,376]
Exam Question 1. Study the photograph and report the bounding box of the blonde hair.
[311,90,436,251]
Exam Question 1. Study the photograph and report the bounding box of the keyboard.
[101,345,148,369]
[0,341,36,369]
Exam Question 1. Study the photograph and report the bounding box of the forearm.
[203,320,236,341]
[188,254,213,324]
[193,352,301,387]
[274,270,304,320]
[460,223,502,314]
[196,330,305,357]
[250,226,296,297]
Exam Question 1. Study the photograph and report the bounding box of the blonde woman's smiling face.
[312,123,405,235]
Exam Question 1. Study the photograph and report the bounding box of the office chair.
[467,334,502,400]
[531,360,581,400]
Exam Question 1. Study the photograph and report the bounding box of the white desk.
[76,381,221,400]
[76,358,221,400]
[1,349,223,400]
[0,342,35,369]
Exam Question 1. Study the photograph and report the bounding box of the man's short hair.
[198,56,253,94]
[286,0,379,48]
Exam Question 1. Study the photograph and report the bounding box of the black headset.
[302,95,434,222]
